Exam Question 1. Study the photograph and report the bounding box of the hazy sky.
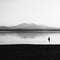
[0,0,60,27]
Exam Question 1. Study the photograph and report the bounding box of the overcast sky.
[0,0,60,27]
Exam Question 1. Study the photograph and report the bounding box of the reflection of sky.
[0,32,60,45]
[0,0,60,28]
[0,32,50,38]
[0,32,50,44]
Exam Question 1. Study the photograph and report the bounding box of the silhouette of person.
[48,37,50,42]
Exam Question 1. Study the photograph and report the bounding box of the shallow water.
[0,32,60,45]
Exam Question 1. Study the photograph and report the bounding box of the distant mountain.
[0,23,58,30]
[9,23,56,29]
[0,26,9,29]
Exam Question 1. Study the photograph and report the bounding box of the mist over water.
[0,32,60,45]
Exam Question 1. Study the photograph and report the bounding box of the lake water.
[0,32,60,45]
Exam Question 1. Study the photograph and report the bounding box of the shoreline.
[0,30,60,33]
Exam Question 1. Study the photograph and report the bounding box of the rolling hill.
[8,23,55,29]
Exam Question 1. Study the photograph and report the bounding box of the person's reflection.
[48,37,50,42]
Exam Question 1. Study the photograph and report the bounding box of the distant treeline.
[0,29,60,31]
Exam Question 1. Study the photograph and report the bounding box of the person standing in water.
[48,37,50,42]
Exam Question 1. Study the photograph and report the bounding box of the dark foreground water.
[0,45,60,60]
[0,32,60,45]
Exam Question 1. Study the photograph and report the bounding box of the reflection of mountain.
[0,32,49,38]
[16,33,49,39]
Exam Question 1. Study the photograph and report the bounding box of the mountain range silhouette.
[0,23,57,29]
[9,23,55,29]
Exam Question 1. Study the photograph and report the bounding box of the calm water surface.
[0,32,60,45]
